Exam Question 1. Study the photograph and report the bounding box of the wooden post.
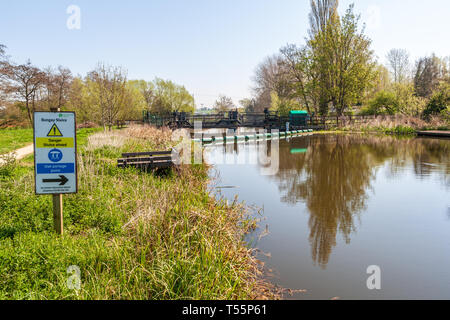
[51,106,63,235]
[52,194,63,235]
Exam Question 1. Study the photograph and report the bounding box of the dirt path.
[0,144,34,164]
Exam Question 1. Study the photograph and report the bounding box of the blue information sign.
[48,149,63,162]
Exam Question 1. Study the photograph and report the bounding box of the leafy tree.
[131,78,194,115]
[423,82,450,118]
[309,4,376,116]
[120,81,147,120]
[268,2,376,117]
[279,44,319,114]
[362,84,426,116]
[1,45,197,126]
[151,78,194,114]
[392,83,426,116]
[363,63,391,106]
[365,90,398,115]
[86,63,129,130]
[66,77,91,123]
[308,0,339,115]
[129,80,157,112]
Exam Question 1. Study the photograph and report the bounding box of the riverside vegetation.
[0,126,276,299]
[324,114,449,136]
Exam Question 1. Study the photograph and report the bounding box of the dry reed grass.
[340,114,448,131]
[78,125,279,299]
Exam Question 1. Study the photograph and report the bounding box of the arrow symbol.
[43,175,69,186]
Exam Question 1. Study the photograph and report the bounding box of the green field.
[0,127,103,158]
[0,126,273,300]
[0,128,33,154]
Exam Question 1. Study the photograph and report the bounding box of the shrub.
[0,153,26,180]
[366,91,398,115]
[385,125,416,135]
[362,84,427,117]
[393,83,427,116]
[423,83,450,119]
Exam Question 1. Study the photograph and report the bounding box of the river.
[204,132,450,299]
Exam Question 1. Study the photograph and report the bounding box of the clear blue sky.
[1,0,449,108]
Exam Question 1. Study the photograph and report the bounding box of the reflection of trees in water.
[408,139,449,183]
[271,134,450,268]
[379,137,450,186]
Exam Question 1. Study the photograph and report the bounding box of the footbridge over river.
[143,110,325,131]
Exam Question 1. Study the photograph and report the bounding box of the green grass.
[335,124,417,136]
[0,127,103,156]
[0,127,272,300]
[379,125,416,135]
[0,128,33,154]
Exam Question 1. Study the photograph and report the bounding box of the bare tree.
[386,49,410,83]
[213,95,234,112]
[0,60,45,125]
[308,0,339,37]
[414,54,446,97]
[252,54,290,111]
[54,66,73,109]
[0,44,8,109]
[41,66,73,110]
[0,44,7,63]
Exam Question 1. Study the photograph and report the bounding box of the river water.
[204,132,450,299]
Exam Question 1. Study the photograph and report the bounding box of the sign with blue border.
[33,112,77,194]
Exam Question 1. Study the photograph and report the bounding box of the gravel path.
[0,144,34,164]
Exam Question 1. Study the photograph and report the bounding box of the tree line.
[243,0,449,120]
[0,48,194,128]
[1,1,449,125]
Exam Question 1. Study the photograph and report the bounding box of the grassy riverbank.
[0,126,274,299]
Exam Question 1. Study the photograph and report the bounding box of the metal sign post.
[33,111,77,235]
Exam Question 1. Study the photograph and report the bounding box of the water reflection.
[271,135,449,267]
[208,134,450,270]
[207,134,450,298]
